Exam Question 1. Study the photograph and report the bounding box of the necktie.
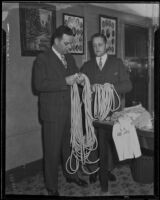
[99,57,103,70]
[61,55,67,69]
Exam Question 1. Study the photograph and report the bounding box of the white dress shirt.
[96,53,108,70]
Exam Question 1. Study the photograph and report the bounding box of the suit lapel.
[100,55,112,71]
[48,48,67,76]
[92,56,112,75]
[93,58,100,70]
[103,55,112,69]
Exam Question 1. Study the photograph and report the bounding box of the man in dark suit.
[78,33,132,186]
[33,25,87,196]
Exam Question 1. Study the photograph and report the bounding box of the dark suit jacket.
[80,56,132,110]
[33,48,78,121]
[81,55,132,94]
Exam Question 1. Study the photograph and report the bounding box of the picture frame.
[63,13,84,55]
[19,3,56,56]
[99,15,117,55]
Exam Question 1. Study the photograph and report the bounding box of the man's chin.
[96,54,102,57]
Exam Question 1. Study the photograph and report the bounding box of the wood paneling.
[125,25,148,58]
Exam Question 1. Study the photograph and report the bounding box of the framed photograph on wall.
[99,15,117,55]
[63,13,84,55]
[19,3,56,56]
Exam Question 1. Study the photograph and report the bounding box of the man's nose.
[68,44,72,50]
[65,46,70,52]
[95,46,99,51]
[68,43,72,49]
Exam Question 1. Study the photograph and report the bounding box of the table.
[93,120,154,192]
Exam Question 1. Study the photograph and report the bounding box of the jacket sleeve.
[80,62,89,77]
[78,62,89,92]
[33,55,68,93]
[114,59,132,94]
[66,54,79,75]
[70,55,79,74]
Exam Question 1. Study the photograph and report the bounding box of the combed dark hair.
[50,25,73,46]
[91,33,107,43]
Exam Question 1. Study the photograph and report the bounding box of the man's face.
[56,34,73,54]
[92,37,108,57]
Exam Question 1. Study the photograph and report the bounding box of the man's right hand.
[65,74,78,86]
[91,84,96,92]
[76,73,85,86]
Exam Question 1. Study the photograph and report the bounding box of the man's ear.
[105,42,109,50]
[54,38,59,46]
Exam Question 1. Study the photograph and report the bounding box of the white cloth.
[112,116,141,161]
[111,104,153,130]
[96,53,108,70]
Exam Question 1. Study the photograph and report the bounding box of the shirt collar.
[52,46,62,60]
[96,53,108,70]
[96,53,108,61]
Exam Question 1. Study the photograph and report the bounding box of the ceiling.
[2,2,159,24]
[90,3,159,19]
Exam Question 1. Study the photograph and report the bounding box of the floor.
[6,163,153,197]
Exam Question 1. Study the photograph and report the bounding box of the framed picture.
[99,15,117,55]
[63,13,84,55]
[19,3,56,56]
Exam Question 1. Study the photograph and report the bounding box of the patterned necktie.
[99,57,103,70]
[61,55,67,69]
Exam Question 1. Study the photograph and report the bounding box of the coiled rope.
[66,73,99,175]
[94,83,121,121]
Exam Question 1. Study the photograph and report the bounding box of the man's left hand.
[77,73,85,86]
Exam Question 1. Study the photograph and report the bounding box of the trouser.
[81,94,118,174]
[81,98,99,173]
[86,128,119,175]
[98,129,119,171]
[84,129,100,173]
[42,110,77,192]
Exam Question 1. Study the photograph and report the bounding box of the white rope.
[94,83,121,121]
[66,74,99,175]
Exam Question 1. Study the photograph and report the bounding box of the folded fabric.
[111,104,153,130]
